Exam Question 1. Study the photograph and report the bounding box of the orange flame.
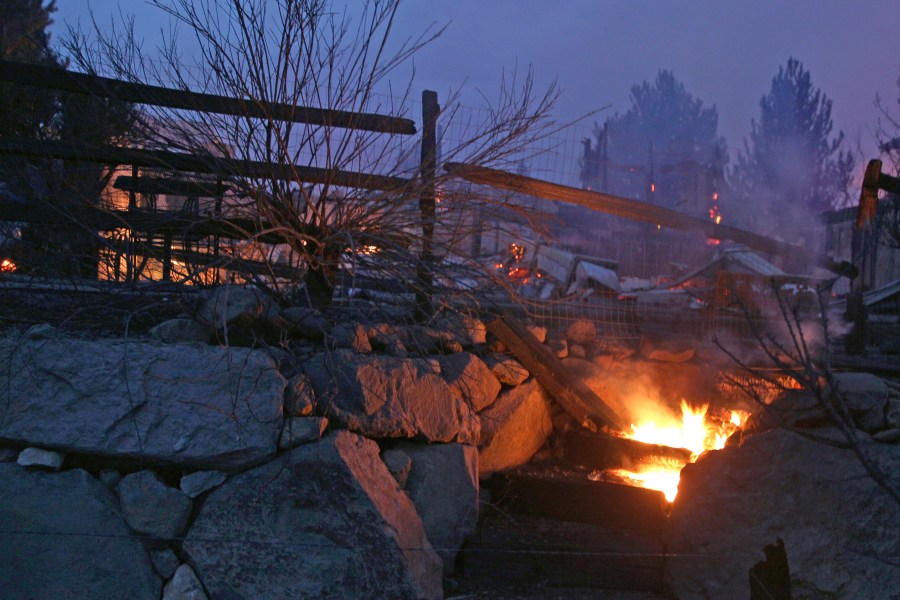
[0,259,15,273]
[612,402,749,502]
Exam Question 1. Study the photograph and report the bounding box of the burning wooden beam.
[563,430,693,472]
[445,162,855,277]
[486,312,626,432]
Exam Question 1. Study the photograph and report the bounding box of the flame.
[614,401,749,502]
[0,259,15,273]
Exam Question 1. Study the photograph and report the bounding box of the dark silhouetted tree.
[581,70,726,214]
[730,58,853,238]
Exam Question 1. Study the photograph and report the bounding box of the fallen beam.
[0,59,416,135]
[485,471,668,535]
[486,312,625,432]
[445,162,856,277]
[563,430,693,471]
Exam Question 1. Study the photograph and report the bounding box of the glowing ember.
[0,259,15,273]
[614,401,749,502]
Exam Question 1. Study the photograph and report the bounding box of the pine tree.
[0,0,61,139]
[730,58,853,234]
[582,70,726,213]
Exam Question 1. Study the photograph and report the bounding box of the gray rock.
[284,373,316,415]
[278,416,328,449]
[183,431,443,600]
[331,322,372,353]
[888,398,900,429]
[665,429,900,600]
[305,350,480,444]
[150,319,211,344]
[439,352,501,411]
[874,428,900,443]
[433,312,488,346]
[566,319,597,345]
[0,464,161,599]
[150,549,181,579]
[526,324,547,343]
[163,564,208,600]
[400,442,479,574]
[0,334,285,470]
[547,337,568,358]
[16,447,64,470]
[381,448,412,487]
[197,285,276,329]
[831,372,889,433]
[180,471,228,499]
[118,470,193,540]
[99,468,122,489]
[478,378,553,476]
[485,355,530,386]
[281,306,328,341]
[24,323,56,339]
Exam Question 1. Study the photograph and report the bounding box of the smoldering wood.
[0,139,412,191]
[444,162,857,278]
[486,313,626,432]
[485,471,668,535]
[563,430,693,471]
[0,59,417,135]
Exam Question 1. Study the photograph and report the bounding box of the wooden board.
[485,472,668,535]
[0,59,416,134]
[487,313,626,431]
[460,513,664,592]
[564,430,693,471]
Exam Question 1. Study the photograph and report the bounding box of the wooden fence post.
[416,90,440,320]
[847,159,881,354]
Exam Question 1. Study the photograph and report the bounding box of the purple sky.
[52,1,900,160]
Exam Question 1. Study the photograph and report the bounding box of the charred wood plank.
[0,59,416,135]
[0,139,411,191]
[564,430,693,472]
[445,162,856,278]
[486,313,626,432]
[460,514,663,592]
[485,472,668,535]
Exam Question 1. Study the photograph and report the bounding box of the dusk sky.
[51,1,900,161]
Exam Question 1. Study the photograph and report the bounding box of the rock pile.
[1,289,617,598]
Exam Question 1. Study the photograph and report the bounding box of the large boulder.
[197,285,277,329]
[439,352,501,411]
[478,378,553,476]
[0,333,285,470]
[304,350,479,444]
[183,431,443,599]
[0,464,161,599]
[665,429,900,599]
[830,372,890,433]
[399,442,480,574]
